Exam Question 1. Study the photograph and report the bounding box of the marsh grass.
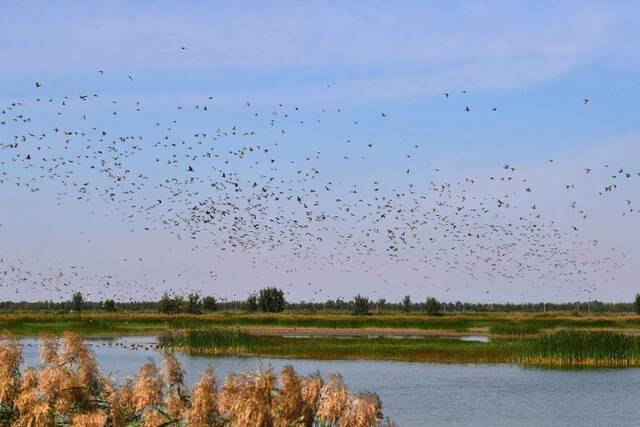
[160,329,257,354]
[516,331,640,367]
[490,322,542,337]
[3,311,640,337]
[160,331,515,364]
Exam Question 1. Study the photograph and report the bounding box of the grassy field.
[1,311,640,335]
[2,311,640,367]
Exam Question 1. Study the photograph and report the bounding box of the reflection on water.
[19,336,640,427]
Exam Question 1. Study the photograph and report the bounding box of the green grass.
[490,322,542,337]
[159,330,517,363]
[516,331,640,367]
[159,329,257,354]
[4,312,640,367]
[3,311,640,337]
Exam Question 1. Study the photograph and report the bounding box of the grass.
[4,311,640,367]
[490,322,542,337]
[516,331,640,367]
[158,328,519,364]
[159,328,258,354]
[2,311,640,337]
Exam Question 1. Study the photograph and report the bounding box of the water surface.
[19,337,640,426]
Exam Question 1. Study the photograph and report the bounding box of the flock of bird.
[0,71,636,302]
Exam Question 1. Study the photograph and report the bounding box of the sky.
[1,1,639,303]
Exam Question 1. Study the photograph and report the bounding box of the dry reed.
[0,331,394,426]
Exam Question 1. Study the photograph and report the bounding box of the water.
[19,337,640,426]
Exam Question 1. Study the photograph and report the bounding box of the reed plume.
[219,370,276,427]
[132,362,164,413]
[317,373,350,424]
[186,368,220,427]
[0,332,393,427]
[273,365,304,427]
[0,334,22,407]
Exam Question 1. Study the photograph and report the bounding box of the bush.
[103,299,116,312]
[425,297,441,316]
[258,287,286,313]
[70,292,84,313]
[402,295,412,313]
[186,293,202,314]
[246,294,258,313]
[351,294,370,316]
[159,293,183,314]
[202,296,218,312]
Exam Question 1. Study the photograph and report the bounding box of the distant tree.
[159,293,181,314]
[258,287,286,313]
[103,299,116,312]
[635,294,640,315]
[71,292,84,313]
[351,294,370,316]
[425,297,442,316]
[246,294,258,313]
[402,295,412,313]
[376,298,386,313]
[202,296,218,312]
[186,293,202,314]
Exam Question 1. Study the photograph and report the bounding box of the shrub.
[258,287,286,313]
[202,296,218,312]
[103,299,116,312]
[425,297,441,316]
[70,292,84,313]
[246,294,258,313]
[351,295,370,316]
[186,293,202,314]
[159,293,182,314]
[402,295,412,313]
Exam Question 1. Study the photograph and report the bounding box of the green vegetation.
[490,322,542,337]
[3,311,640,337]
[1,297,637,314]
[160,328,516,363]
[4,311,640,367]
[352,294,371,316]
[258,287,286,313]
[70,291,84,313]
[425,297,441,316]
[246,294,258,312]
[161,329,257,354]
[635,293,640,315]
[202,296,218,311]
[517,331,640,367]
[158,292,218,314]
[402,295,412,313]
[103,299,116,312]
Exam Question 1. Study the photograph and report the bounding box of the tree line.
[1,290,640,315]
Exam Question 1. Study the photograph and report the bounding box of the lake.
[19,336,640,426]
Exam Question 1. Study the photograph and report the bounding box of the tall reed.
[0,331,395,426]
[517,331,640,367]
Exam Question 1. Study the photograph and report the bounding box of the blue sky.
[1,1,639,302]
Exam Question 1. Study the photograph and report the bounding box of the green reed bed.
[160,329,257,354]
[516,331,640,367]
[161,331,515,363]
[490,322,542,337]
